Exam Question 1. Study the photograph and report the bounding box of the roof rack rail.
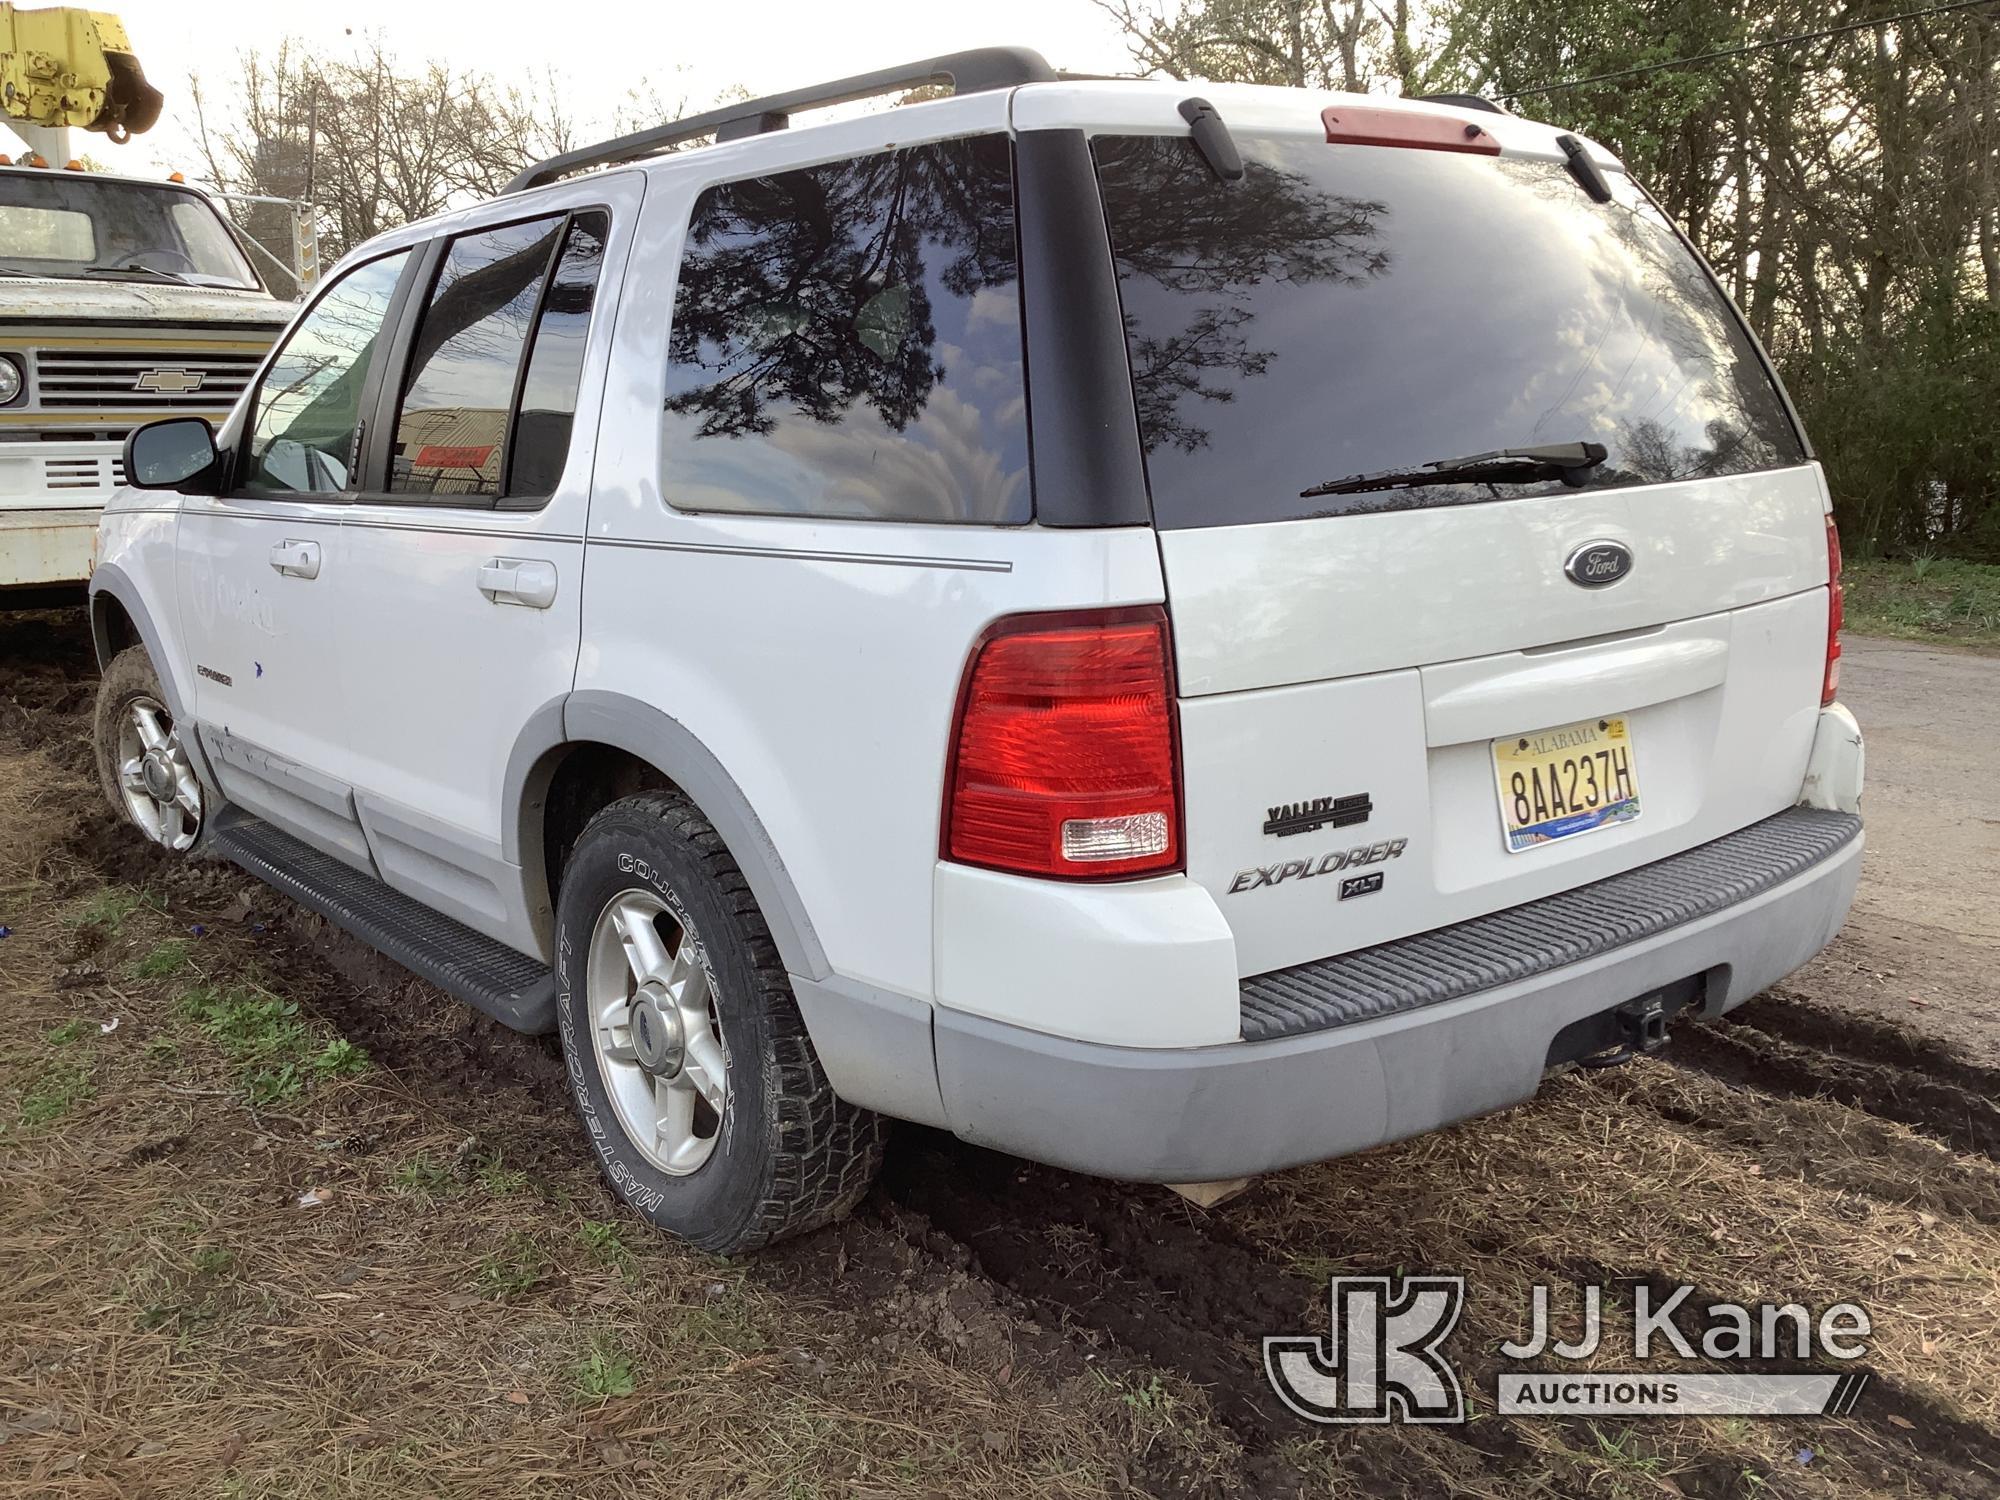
[1410,92,1508,115]
[505,46,1058,193]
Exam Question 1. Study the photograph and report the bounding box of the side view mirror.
[124,417,222,493]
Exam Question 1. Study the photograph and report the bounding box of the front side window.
[244,250,411,494]
[1093,133,1805,529]
[661,135,1030,525]
[0,174,258,288]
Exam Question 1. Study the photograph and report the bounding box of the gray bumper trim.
[1241,808,1862,1042]
[932,822,1862,1182]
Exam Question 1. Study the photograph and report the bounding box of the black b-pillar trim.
[1013,129,1153,529]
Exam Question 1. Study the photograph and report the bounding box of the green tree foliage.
[1101,0,2000,557]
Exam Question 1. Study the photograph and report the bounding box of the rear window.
[1093,133,1805,529]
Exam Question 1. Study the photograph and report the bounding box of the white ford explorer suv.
[89,50,1865,1254]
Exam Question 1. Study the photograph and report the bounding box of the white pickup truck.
[0,159,289,599]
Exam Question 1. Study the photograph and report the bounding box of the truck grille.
[43,452,126,491]
[34,348,262,410]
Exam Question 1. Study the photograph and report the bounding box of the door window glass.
[245,249,411,494]
[504,211,610,502]
[390,217,564,498]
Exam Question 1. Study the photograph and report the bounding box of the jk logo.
[1264,1276,1466,1424]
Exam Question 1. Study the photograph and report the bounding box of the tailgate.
[1085,115,1834,976]
[1170,471,1832,976]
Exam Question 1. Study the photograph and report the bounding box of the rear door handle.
[269,539,321,579]
[477,557,558,609]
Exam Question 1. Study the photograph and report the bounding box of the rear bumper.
[928,810,1862,1182]
[0,506,100,588]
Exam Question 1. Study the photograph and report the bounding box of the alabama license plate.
[1492,715,1641,853]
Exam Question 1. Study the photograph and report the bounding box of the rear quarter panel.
[579,129,1166,1002]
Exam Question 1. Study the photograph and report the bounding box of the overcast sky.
[47,0,1142,174]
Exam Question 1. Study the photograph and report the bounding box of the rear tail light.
[1822,517,1844,706]
[942,607,1182,880]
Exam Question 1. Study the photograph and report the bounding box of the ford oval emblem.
[1564,539,1634,589]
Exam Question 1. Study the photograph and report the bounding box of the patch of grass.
[44,1017,92,1046]
[175,984,363,1103]
[475,1153,530,1197]
[389,1152,460,1199]
[1844,557,2000,648]
[74,886,145,934]
[474,1232,550,1301]
[1285,1252,1350,1284]
[569,1336,638,1403]
[311,1037,369,1080]
[1587,1425,1665,1476]
[131,1239,238,1334]
[14,1057,93,1127]
[1091,1369,1191,1439]
[130,937,194,979]
[245,1062,304,1106]
[578,1219,636,1274]
[178,984,309,1065]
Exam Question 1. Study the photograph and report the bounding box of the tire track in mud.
[1671,999,2000,1161]
[1562,1262,2000,1498]
[872,1132,1551,1488]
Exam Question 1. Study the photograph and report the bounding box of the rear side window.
[389,210,609,503]
[1093,134,1805,529]
[661,135,1030,525]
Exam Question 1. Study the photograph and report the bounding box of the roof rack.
[505,46,1058,193]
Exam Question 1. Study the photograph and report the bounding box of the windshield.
[0,172,260,290]
[1092,133,1805,528]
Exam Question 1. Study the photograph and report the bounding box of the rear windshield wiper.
[1300,441,1609,499]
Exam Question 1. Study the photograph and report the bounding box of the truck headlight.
[0,356,21,406]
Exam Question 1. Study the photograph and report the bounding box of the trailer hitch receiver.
[1578,993,1670,1070]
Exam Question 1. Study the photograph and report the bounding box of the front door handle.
[477,557,558,609]
[269,539,321,579]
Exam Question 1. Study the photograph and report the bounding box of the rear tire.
[92,645,205,853]
[552,790,885,1254]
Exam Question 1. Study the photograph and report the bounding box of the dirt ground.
[3,609,1997,1500]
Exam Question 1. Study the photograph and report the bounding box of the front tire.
[92,645,204,853]
[553,791,885,1254]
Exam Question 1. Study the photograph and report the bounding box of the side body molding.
[551,691,832,983]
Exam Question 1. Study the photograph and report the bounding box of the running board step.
[209,812,556,1034]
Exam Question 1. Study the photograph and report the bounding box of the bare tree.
[1090,0,1435,93]
[188,35,580,265]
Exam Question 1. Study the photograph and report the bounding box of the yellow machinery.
[1,3,161,148]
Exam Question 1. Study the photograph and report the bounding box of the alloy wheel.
[585,888,729,1175]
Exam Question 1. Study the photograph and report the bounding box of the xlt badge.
[1264,792,1372,838]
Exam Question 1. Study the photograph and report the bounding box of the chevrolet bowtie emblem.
[133,368,205,394]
